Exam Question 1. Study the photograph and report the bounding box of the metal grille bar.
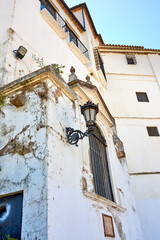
[89,126,114,201]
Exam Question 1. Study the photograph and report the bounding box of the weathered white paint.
[0,68,143,239]
[0,84,48,239]
[0,0,144,239]
[101,50,160,240]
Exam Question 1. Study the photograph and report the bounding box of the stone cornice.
[0,65,77,101]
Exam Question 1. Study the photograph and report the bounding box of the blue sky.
[66,0,160,49]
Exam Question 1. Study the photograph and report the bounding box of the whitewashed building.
[98,44,160,240]
[0,0,154,239]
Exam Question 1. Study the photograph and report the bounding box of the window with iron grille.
[136,92,149,102]
[147,127,159,136]
[89,126,114,201]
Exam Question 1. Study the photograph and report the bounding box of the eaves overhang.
[98,44,160,55]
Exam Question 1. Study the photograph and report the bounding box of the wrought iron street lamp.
[66,101,98,146]
[13,46,27,59]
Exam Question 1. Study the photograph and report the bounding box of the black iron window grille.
[40,0,89,60]
[89,125,114,201]
[65,26,89,59]
[40,0,66,29]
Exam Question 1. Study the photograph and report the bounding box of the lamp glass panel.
[90,108,96,121]
[84,108,90,122]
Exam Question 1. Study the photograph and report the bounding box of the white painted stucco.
[0,0,150,239]
[100,50,160,240]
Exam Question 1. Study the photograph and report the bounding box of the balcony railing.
[65,26,89,60]
[40,0,66,30]
[40,0,89,60]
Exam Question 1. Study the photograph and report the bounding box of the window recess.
[136,92,149,102]
[126,54,137,65]
[147,127,159,136]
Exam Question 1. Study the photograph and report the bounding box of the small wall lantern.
[13,46,27,59]
[66,101,98,146]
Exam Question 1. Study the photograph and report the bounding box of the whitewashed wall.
[0,0,99,87]
[0,83,48,239]
[0,0,144,239]
[102,51,160,240]
[0,71,143,239]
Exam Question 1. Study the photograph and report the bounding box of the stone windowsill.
[83,191,126,213]
[40,8,68,40]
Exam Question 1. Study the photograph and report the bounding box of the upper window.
[136,92,149,102]
[89,125,114,201]
[126,54,137,65]
[147,127,159,136]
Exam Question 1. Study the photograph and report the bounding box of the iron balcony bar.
[40,0,89,60]
[66,26,89,59]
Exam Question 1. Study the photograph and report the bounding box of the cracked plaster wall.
[44,81,143,239]
[0,77,143,239]
[0,82,48,239]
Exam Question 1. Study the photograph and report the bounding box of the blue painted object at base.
[0,193,23,240]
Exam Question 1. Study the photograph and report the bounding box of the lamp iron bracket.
[66,126,94,147]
